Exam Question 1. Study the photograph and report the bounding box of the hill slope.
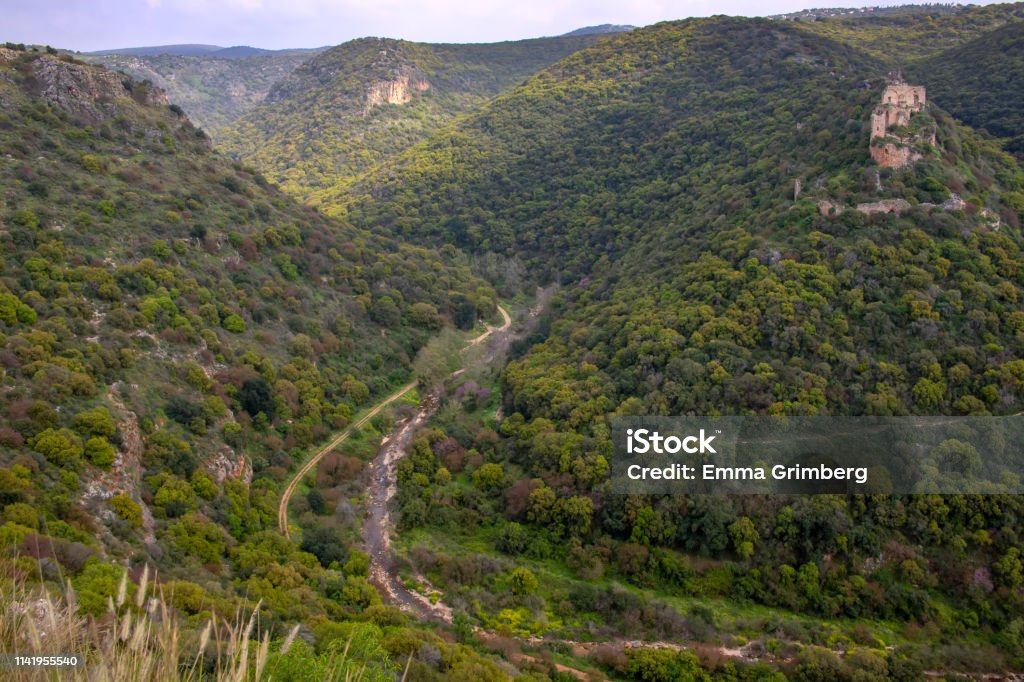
[218,34,610,202]
[789,1,1024,63]
[0,44,498,615]
[340,16,1024,670]
[84,49,325,136]
[909,21,1024,156]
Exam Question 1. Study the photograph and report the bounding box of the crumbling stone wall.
[870,78,927,169]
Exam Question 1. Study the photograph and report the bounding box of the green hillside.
[83,50,322,137]
[218,34,609,202]
[337,16,1024,672]
[909,21,1024,157]
[789,1,1024,63]
[0,47,530,676]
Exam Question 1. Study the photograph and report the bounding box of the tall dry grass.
[0,565,365,681]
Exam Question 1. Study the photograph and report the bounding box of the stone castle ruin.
[869,72,930,169]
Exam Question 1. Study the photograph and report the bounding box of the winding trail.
[277,380,417,538]
[277,305,511,540]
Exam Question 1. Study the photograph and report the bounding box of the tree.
[169,512,229,563]
[526,486,556,525]
[409,302,442,329]
[191,470,219,500]
[471,463,504,492]
[307,488,326,515]
[624,648,709,682]
[994,547,1023,590]
[452,294,476,330]
[153,477,195,519]
[343,550,370,577]
[509,566,538,595]
[340,577,381,610]
[555,495,593,538]
[412,328,462,386]
[729,516,760,560]
[73,560,132,616]
[73,407,117,438]
[144,431,196,478]
[932,439,982,477]
[371,296,401,327]
[31,429,82,466]
[222,313,246,333]
[497,522,529,555]
[301,525,347,568]
[238,377,275,419]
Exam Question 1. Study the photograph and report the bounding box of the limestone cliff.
[363,73,430,115]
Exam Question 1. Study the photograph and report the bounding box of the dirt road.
[277,380,417,539]
[277,305,511,541]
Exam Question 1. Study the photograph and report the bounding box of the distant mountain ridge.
[560,24,635,36]
[85,44,323,58]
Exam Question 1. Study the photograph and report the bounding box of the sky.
[1,0,1002,52]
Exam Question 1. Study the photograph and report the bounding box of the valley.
[2,3,1024,681]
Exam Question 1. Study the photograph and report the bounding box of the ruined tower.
[869,71,928,169]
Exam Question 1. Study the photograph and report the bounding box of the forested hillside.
[0,46,526,678]
[909,21,1024,157]
[84,49,322,136]
[336,16,1024,673]
[791,1,1024,62]
[791,3,1024,159]
[218,34,609,203]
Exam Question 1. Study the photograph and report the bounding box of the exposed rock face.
[28,54,168,123]
[363,73,430,115]
[81,388,157,544]
[207,447,252,486]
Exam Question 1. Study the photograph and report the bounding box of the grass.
[0,565,370,682]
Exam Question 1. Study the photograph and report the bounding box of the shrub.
[109,494,142,527]
[80,154,103,173]
[84,436,115,468]
[31,428,82,466]
[509,566,538,595]
[222,313,246,333]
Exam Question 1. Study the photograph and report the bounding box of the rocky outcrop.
[28,54,168,123]
[363,73,430,115]
[81,387,157,545]
[207,447,252,486]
